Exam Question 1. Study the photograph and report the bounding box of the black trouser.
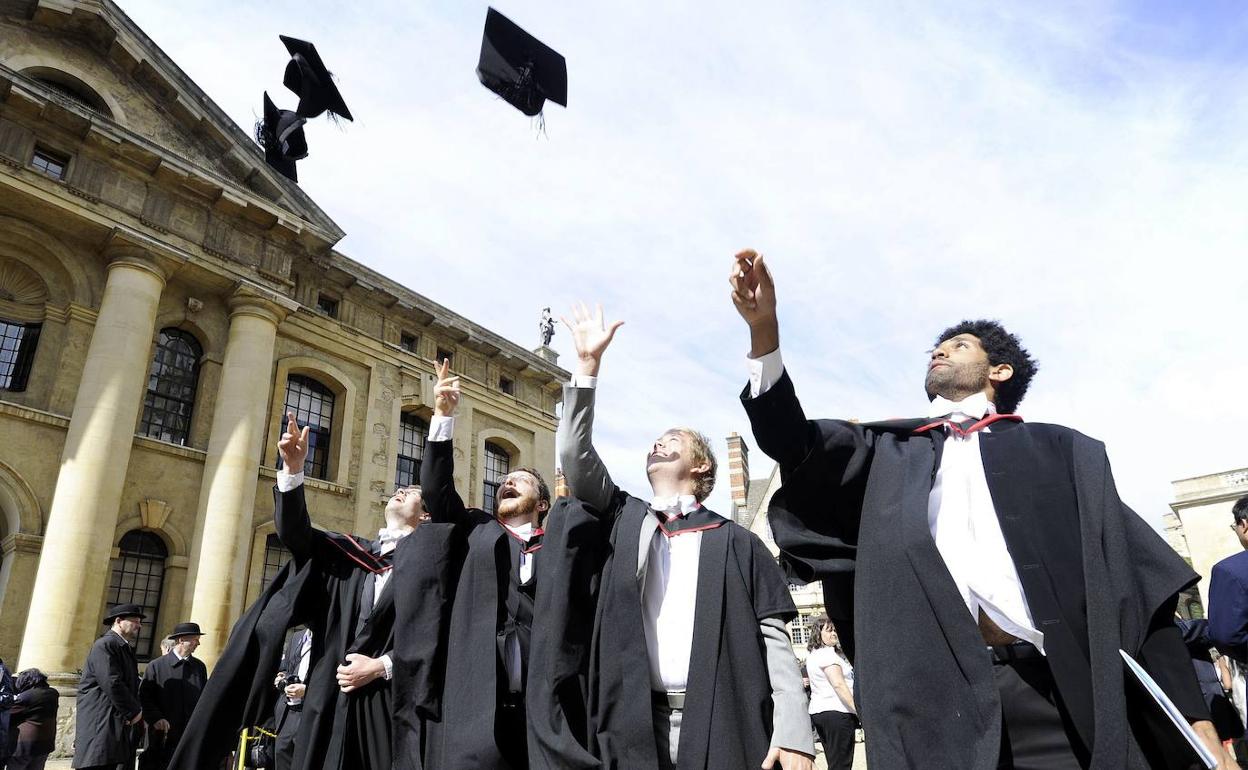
[811,710,856,770]
[273,703,301,770]
[994,644,1090,770]
[496,690,529,770]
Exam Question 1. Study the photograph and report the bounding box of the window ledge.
[258,466,352,496]
[133,435,207,460]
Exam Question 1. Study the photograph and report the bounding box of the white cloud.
[118,0,1246,522]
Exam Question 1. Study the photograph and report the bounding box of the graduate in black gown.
[139,622,207,769]
[727,249,1234,769]
[409,359,551,770]
[168,413,429,770]
[528,303,815,770]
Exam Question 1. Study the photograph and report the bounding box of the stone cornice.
[0,399,70,428]
[1,3,345,244]
[228,281,299,325]
[1,532,44,555]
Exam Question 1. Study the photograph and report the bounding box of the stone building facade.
[0,0,567,743]
[1170,467,1248,608]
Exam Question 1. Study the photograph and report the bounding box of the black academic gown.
[527,492,797,770]
[138,651,207,769]
[169,485,414,770]
[73,631,142,768]
[742,371,1210,770]
[410,438,538,770]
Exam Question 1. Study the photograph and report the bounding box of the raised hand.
[278,412,310,473]
[560,302,624,378]
[433,358,461,418]
[729,249,780,357]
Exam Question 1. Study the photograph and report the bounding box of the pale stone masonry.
[1170,467,1248,608]
[0,0,567,753]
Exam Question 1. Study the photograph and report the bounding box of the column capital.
[103,228,187,283]
[228,282,299,325]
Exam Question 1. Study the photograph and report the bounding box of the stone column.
[185,284,294,667]
[18,251,171,675]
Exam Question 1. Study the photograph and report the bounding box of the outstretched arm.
[730,251,814,469]
[557,303,624,515]
[275,412,316,559]
[420,359,471,526]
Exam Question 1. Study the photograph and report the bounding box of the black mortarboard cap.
[280,35,354,121]
[477,7,567,117]
[257,91,308,182]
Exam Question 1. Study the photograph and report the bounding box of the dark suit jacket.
[743,371,1208,769]
[1208,550,1248,662]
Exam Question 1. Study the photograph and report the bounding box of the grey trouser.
[652,701,683,770]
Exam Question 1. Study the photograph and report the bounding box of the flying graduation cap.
[477,7,567,118]
[256,92,308,182]
[280,35,354,122]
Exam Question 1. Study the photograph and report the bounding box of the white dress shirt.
[643,494,703,692]
[747,348,1044,652]
[571,373,704,692]
[503,520,537,693]
[288,630,312,705]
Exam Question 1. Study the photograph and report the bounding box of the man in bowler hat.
[73,603,145,770]
[139,622,207,769]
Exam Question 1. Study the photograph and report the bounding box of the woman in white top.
[805,616,856,770]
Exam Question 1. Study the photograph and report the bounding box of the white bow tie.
[927,392,994,420]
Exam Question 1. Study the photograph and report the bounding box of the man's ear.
[691,462,711,478]
[989,363,1014,384]
[537,499,551,514]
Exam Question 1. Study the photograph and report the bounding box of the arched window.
[140,329,202,445]
[396,412,428,488]
[106,530,168,661]
[283,375,335,479]
[20,68,113,118]
[261,533,292,592]
[483,442,511,514]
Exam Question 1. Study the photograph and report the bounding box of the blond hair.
[671,427,717,502]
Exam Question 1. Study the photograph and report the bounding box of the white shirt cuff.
[380,654,393,681]
[569,374,597,389]
[276,469,305,492]
[747,348,785,399]
[428,415,454,442]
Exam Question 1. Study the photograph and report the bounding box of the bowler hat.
[102,603,146,623]
[169,622,204,639]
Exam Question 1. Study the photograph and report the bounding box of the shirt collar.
[927,391,996,421]
[173,650,189,662]
[504,521,535,541]
[649,494,700,518]
[377,527,412,554]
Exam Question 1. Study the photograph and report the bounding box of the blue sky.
[121,0,1247,524]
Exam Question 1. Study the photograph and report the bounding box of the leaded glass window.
[106,530,168,661]
[139,329,201,445]
[0,320,40,391]
[396,412,427,488]
[483,442,511,514]
[283,375,335,480]
[261,533,292,592]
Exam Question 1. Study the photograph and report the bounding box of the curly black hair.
[934,320,1038,414]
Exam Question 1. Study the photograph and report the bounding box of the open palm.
[561,302,624,364]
